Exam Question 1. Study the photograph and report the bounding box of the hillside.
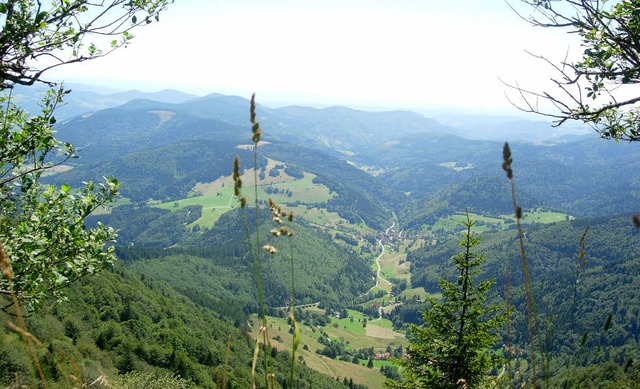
[0,263,353,388]
[406,214,640,385]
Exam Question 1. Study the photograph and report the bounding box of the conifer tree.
[387,212,505,389]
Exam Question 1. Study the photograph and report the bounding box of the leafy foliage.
[0,0,171,87]
[0,89,118,305]
[510,0,640,140]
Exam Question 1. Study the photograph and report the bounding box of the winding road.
[358,221,395,322]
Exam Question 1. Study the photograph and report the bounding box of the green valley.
[3,89,640,388]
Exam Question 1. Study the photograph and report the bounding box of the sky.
[49,0,582,113]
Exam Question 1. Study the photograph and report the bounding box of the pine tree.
[387,212,505,388]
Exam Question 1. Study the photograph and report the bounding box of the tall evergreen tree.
[387,213,505,388]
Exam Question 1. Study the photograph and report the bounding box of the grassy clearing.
[378,246,410,283]
[368,318,395,330]
[151,185,237,227]
[520,209,569,223]
[156,186,236,211]
[400,286,440,301]
[267,172,335,203]
[437,161,474,171]
[91,197,132,215]
[335,314,367,336]
[41,164,74,176]
[365,322,405,341]
[372,359,395,369]
[151,167,342,228]
[430,209,570,234]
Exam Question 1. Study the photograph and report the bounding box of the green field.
[430,209,570,234]
[400,286,441,301]
[254,310,407,389]
[149,170,346,228]
[152,185,237,227]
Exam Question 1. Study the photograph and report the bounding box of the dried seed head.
[251,129,261,143]
[633,214,640,228]
[516,206,523,219]
[280,226,294,237]
[263,244,277,254]
[288,211,294,223]
[250,93,257,123]
[502,142,513,179]
[233,156,240,179]
[273,216,281,224]
[240,196,247,209]
[270,228,281,236]
[0,243,12,281]
[233,156,242,196]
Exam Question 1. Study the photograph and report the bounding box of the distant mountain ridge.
[10,83,199,119]
[6,82,593,143]
[51,88,640,222]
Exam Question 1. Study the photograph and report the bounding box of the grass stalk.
[502,142,548,387]
[234,93,273,388]
[286,213,298,388]
[0,242,47,387]
[234,94,300,388]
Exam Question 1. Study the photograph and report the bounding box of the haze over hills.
[13,82,590,142]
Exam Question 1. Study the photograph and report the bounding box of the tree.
[386,213,505,389]
[506,0,640,141]
[0,0,171,308]
[0,0,172,88]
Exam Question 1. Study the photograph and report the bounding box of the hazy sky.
[49,0,581,112]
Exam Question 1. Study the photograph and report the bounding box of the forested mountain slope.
[407,214,640,381]
[0,263,351,388]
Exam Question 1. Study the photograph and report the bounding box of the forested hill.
[407,214,640,378]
